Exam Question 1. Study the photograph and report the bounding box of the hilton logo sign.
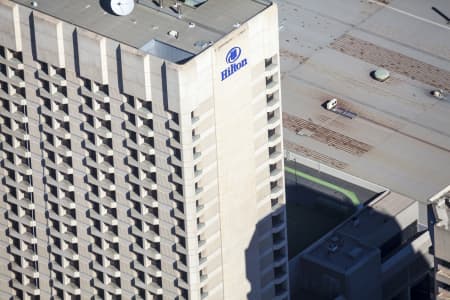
[221,46,248,81]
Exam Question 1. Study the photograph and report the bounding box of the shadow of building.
[287,191,434,300]
[245,204,290,300]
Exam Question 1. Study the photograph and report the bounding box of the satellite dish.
[110,0,135,16]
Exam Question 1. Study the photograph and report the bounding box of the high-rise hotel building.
[0,0,288,299]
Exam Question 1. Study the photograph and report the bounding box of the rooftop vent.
[431,89,445,99]
[168,30,179,39]
[371,68,390,82]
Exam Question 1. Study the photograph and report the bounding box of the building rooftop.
[279,0,450,203]
[303,191,417,271]
[12,0,271,60]
[430,185,450,230]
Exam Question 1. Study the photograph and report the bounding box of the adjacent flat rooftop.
[302,191,418,272]
[11,0,271,56]
[278,0,450,203]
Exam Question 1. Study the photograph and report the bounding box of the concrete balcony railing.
[36,69,67,86]
[51,246,79,261]
[10,262,39,279]
[38,87,68,105]
[79,86,109,103]
[0,55,23,69]
[437,265,450,286]
[81,102,110,121]
[11,279,40,296]
[130,243,161,261]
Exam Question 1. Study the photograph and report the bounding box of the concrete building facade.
[0,0,289,299]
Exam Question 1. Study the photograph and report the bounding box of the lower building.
[290,191,434,300]
[430,186,450,300]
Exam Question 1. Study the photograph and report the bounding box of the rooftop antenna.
[110,0,135,16]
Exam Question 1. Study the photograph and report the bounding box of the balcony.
[38,87,68,105]
[45,176,74,193]
[91,244,119,261]
[125,139,155,157]
[130,208,159,226]
[37,69,67,86]
[42,140,72,157]
[80,86,109,103]
[176,277,189,290]
[199,256,207,266]
[85,156,114,174]
[82,122,112,140]
[48,227,77,244]
[2,143,30,159]
[4,176,33,193]
[92,278,121,295]
[266,96,280,112]
[129,192,157,208]
[0,90,26,106]
[269,168,283,181]
[3,159,32,176]
[269,151,283,165]
[267,115,281,130]
[265,80,279,94]
[2,125,28,141]
[90,227,119,244]
[52,280,81,296]
[45,159,73,175]
[273,235,286,250]
[270,186,284,199]
[41,123,71,140]
[176,259,188,272]
[41,106,70,123]
[0,55,23,69]
[9,245,38,261]
[437,289,450,300]
[437,265,450,286]
[50,246,79,261]
[195,186,204,196]
[197,221,206,232]
[51,261,80,278]
[123,102,153,120]
[88,208,118,226]
[7,211,35,227]
[1,107,27,123]
[85,175,115,191]
[264,63,278,77]
[0,72,25,87]
[268,133,282,147]
[81,103,110,121]
[168,118,180,131]
[47,209,77,227]
[131,260,162,277]
[92,260,121,278]
[130,225,160,243]
[196,203,205,214]
[131,243,161,260]
[11,279,39,296]
[175,242,187,256]
[5,194,34,210]
[10,262,39,279]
